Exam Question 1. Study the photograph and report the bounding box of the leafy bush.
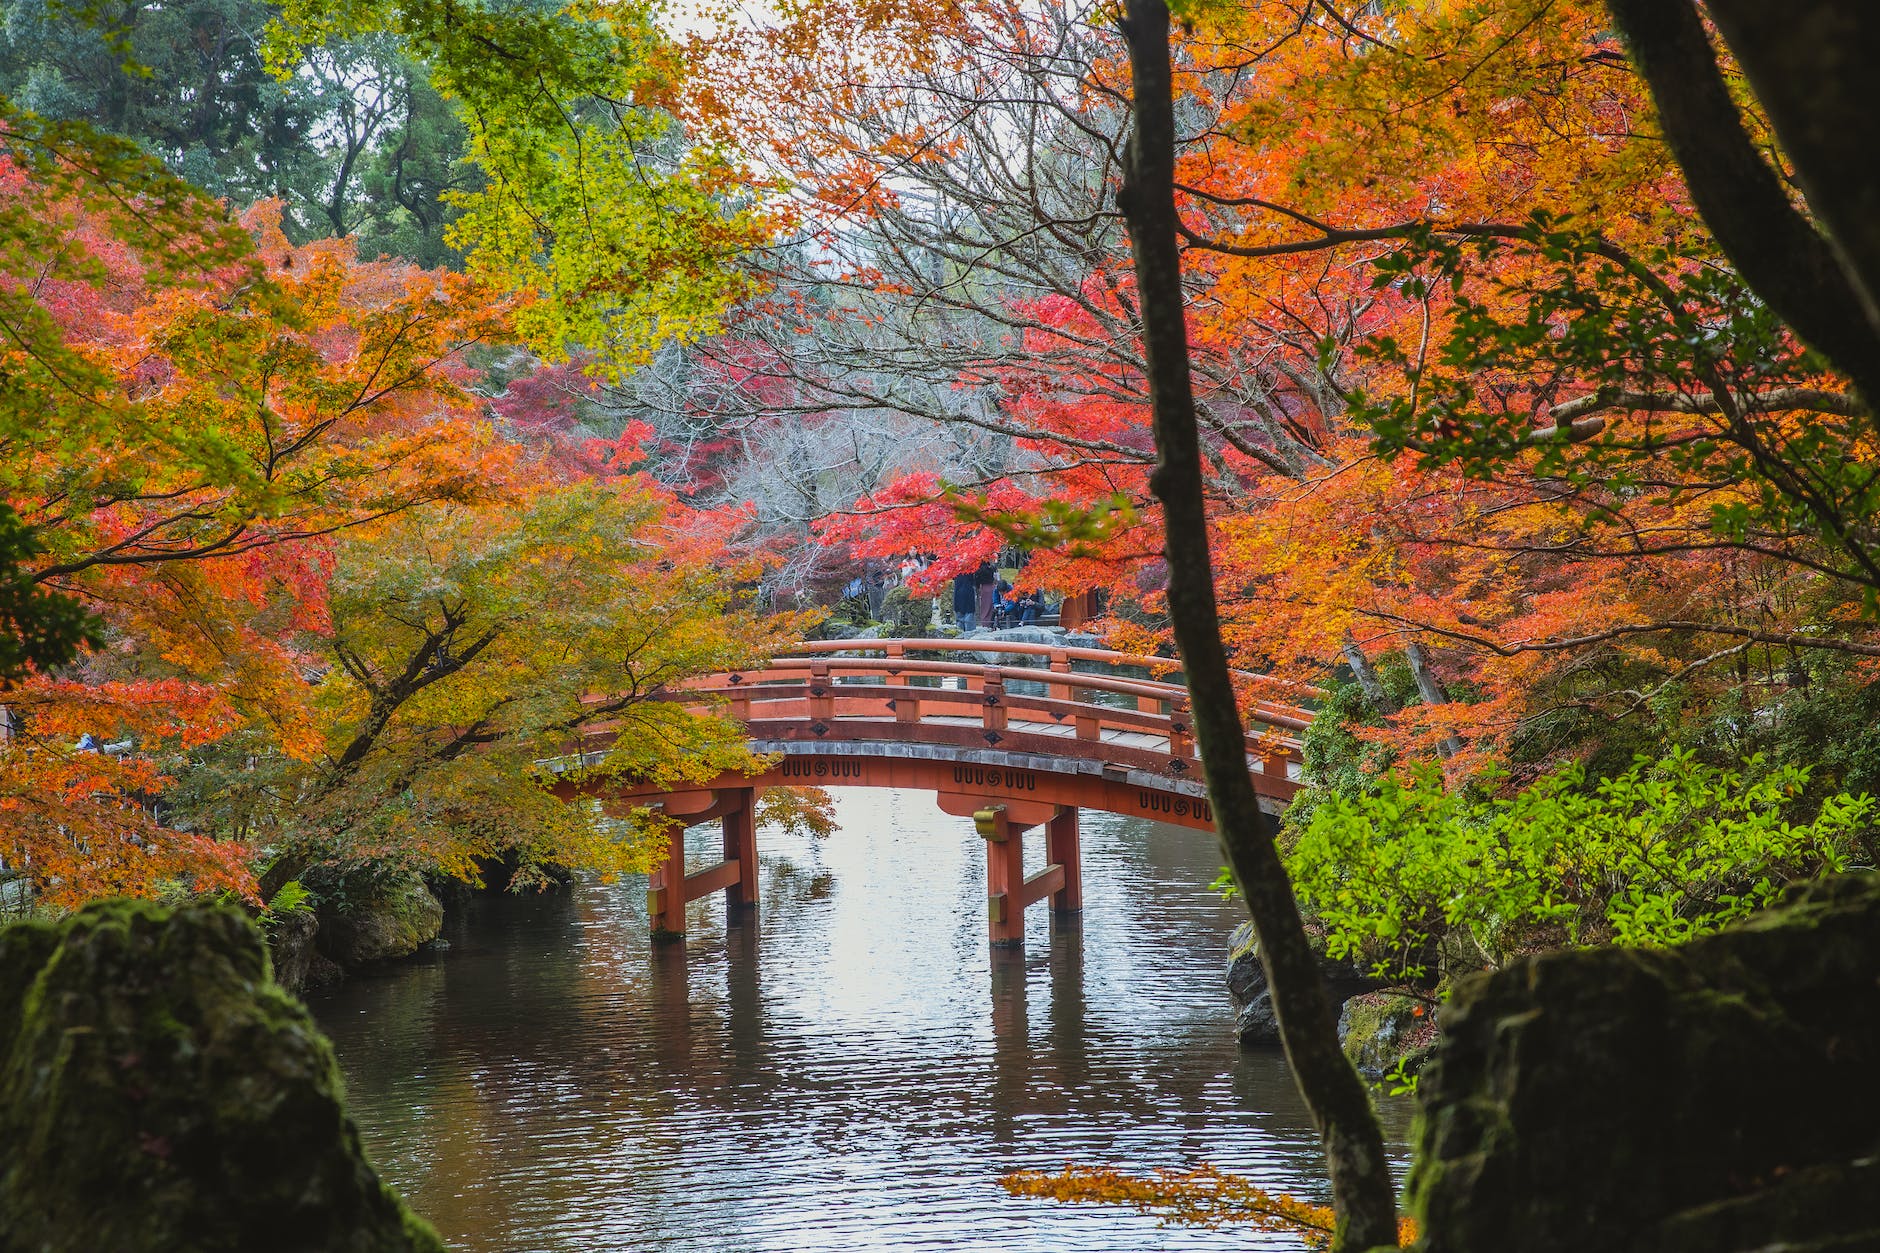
[879,585,934,636]
[1287,670,1413,829]
[1285,750,1875,982]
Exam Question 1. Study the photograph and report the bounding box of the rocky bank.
[1408,872,1880,1253]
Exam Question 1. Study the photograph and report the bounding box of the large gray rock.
[265,905,319,992]
[1408,873,1880,1253]
[1226,920,1386,1046]
[973,625,1102,649]
[316,874,443,966]
[0,899,441,1253]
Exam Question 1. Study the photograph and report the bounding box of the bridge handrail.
[763,640,1316,731]
[780,638,1321,697]
[701,660,1308,735]
[778,639,1323,696]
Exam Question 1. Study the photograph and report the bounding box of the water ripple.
[310,790,1410,1251]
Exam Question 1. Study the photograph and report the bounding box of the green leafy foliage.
[258,878,316,931]
[0,505,98,680]
[0,0,318,208]
[1,0,476,260]
[946,490,1141,556]
[264,0,761,371]
[215,481,797,890]
[1286,749,1875,981]
[1286,667,1418,828]
[1352,213,1880,600]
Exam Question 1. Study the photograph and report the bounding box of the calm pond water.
[309,788,1412,1251]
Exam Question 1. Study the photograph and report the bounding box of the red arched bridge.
[548,639,1314,948]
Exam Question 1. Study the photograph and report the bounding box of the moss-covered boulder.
[265,905,318,991]
[1337,992,1435,1079]
[316,874,443,967]
[0,899,442,1253]
[1227,920,1385,1046]
[1407,872,1880,1253]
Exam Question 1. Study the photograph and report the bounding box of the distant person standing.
[952,570,978,632]
[974,562,997,631]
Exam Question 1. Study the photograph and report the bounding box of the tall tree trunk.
[1404,640,1463,758]
[1113,3,1399,1248]
[1698,1,1880,339]
[1603,0,1880,405]
[1341,634,1398,714]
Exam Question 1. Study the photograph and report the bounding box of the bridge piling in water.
[975,803,1081,947]
[1045,808,1081,916]
[648,786,758,941]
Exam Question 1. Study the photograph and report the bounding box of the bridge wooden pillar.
[1045,807,1081,916]
[1047,648,1072,703]
[722,786,758,912]
[650,817,690,939]
[980,805,1028,947]
[973,802,1081,948]
[648,787,759,940]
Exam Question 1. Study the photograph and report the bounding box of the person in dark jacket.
[952,571,978,632]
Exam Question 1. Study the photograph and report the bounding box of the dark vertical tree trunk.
[1112,2,1399,1248]
[1698,1,1880,337]
[1603,0,1880,404]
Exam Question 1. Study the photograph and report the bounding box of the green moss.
[0,899,442,1253]
[0,918,59,1056]
[1337,992,1432,1079]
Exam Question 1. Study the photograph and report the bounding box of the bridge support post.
[649,820,689,940]
[978,805,1028,947]
[722,786,758,913]
[976,803,1081,949]
[647,786,760,940]
[1045,807,1082,917]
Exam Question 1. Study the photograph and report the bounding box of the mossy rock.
[1227,920,1387,1046]
[264,905,322,994]
[1407,872,1880,1253]
[0,899,443,1253]
[316,874,443,967]
[1337,992,1434,1079]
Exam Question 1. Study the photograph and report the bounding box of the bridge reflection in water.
[309,793,1413,1252]
[550,639,1313,949]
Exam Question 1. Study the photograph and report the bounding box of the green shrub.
[1284,749,1875,981]
[259,879,315,932]
[879,585,934,636]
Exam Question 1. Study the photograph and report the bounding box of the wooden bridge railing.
[775,638,1318,729]
[659,637,1316,783]
[584,638,1321,947]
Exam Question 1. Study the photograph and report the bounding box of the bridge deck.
[570,638,1311,806]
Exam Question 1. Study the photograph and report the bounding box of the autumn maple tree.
[0,174,784,909]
